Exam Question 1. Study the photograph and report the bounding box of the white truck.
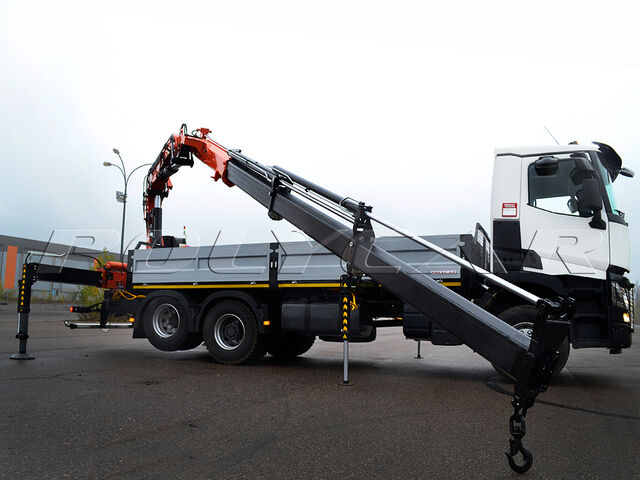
[12,127,635,472]
[485,142,634,371]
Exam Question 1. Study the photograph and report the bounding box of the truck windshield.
[593,155,619,213]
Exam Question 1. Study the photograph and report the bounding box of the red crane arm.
[143,125,233,244]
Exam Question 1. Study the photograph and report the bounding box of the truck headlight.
[623,312,631,324]
[611,282,631,311]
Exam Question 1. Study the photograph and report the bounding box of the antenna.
[544,126,560,145]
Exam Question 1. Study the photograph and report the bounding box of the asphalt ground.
[1,303,638,480]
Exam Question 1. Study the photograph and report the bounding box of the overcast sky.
[1,0,638,280]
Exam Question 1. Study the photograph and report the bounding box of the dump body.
[131,235,468,286]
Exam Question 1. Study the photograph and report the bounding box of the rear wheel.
[202,300,267,364]
[268,335,316,360]
[143,295,192,352]
[493,305,570,382]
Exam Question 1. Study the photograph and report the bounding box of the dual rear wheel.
[143,296,315,364]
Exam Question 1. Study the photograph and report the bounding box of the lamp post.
[103,149,151,262]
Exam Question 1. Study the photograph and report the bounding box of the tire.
[268,335,316,360]
[143,295,193,352]
[493,305,570,382]
[202,300,267,364]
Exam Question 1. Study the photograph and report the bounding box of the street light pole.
[113,148,127,263]
[104,150,151,263]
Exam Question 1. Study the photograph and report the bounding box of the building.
[0,235,105,301]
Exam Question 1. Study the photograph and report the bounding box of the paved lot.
[1,303,638,480]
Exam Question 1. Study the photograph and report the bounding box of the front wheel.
[202,300,267,364]
[493,305,570,382]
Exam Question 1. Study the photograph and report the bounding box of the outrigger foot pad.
[10,353,35,360]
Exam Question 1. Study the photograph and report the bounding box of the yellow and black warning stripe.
[132,281,461,290]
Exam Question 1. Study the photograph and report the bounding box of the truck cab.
[490,143,634,352]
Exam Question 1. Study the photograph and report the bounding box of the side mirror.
[535,156,558,176]
[581,178,602,212]
[620,167,635,178]
[581,177,606,230]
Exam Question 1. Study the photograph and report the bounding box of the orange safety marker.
[4,245,18,290]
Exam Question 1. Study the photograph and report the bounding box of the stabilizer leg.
[10,263,35,360]
[338,274,353,386]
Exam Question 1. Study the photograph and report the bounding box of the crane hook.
[505,442,533,473]
[505,409,533,474]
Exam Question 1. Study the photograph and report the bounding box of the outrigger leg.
[10,263,36,360]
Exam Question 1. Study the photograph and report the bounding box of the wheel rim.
[214,313,245,350]
[513,322,534,338]
[152,303,180,338]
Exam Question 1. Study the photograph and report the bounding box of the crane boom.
[143,124,233,244]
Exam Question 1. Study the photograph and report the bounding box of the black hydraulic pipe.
[272,161,539,306]
[228,150,276,177]
[272,165,360,213]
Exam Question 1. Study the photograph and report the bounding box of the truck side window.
[528,159,591,217]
